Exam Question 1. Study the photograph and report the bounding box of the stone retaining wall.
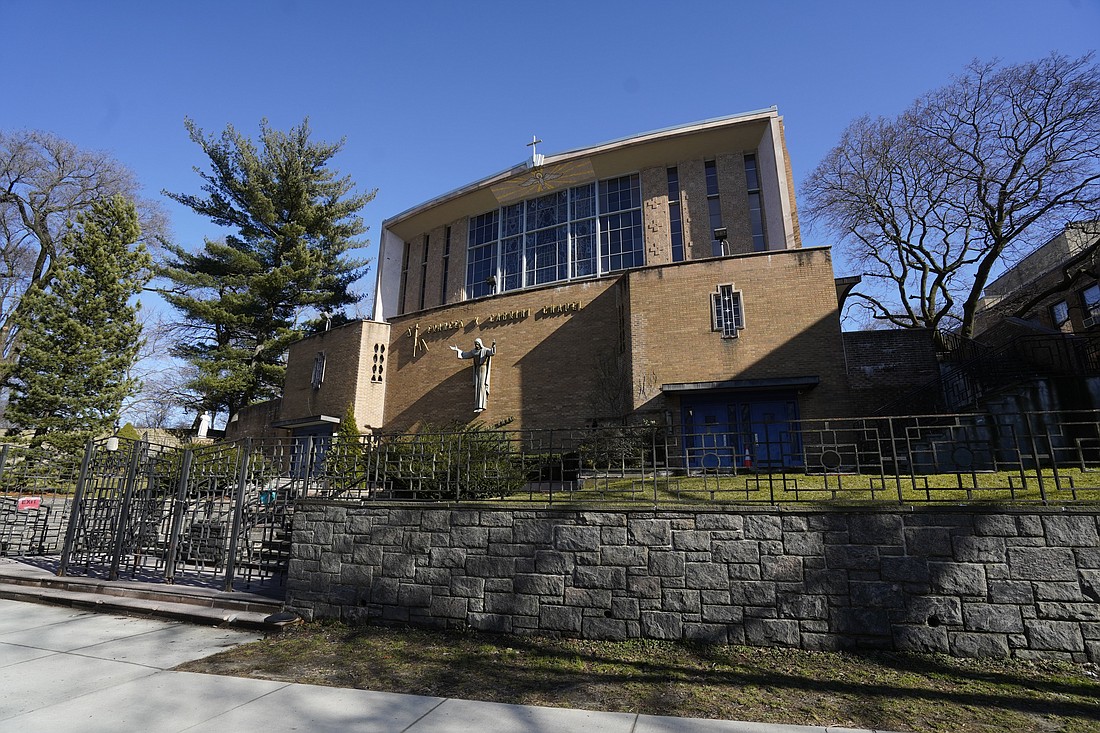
[287,503,1100,662]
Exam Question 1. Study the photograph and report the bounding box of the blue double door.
[681,393,801,470]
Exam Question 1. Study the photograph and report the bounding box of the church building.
[267,108,854,467]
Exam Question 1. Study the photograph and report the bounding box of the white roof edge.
[382,107,780,229]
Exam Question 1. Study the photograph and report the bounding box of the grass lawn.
[491,467,1100,507]
[178,622,1100,732]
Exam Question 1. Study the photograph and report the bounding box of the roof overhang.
[271,414,341,429]
[662,376,820,394]
[382,108,781,241]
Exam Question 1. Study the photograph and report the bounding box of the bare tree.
[804,53,1100,339]
[0,130,165,374]
[120,311,195,429]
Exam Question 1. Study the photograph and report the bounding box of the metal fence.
[1,409,1098,587]
[305,409,1100,506]
[1,438,300,591]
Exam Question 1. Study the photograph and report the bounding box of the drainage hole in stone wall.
[927,615,942,627]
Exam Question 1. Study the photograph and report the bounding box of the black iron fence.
[304,410,1100,506]
[1,409,1098,586]
[2,438,300,591]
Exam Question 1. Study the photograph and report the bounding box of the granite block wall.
[287,504,1100,662]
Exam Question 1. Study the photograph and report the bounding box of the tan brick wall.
[376,248,851,431]
[384,280,623,431]
[641,166,671,267]
[717,152,752,255]
[282,320,391,430]
[447,217,469,304]
[354,321,391,429]
[626,248,851,420]
[679,158,711,260]
[226,398,283,439]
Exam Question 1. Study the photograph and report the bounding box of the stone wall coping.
[294,498,1100,516]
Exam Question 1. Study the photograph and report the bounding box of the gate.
[54,437,310,592]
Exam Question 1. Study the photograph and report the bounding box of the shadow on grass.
[327,625,1100,725]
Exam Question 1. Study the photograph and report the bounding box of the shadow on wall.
[799,512,1097,661]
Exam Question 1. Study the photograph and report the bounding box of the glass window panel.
[599,174,640,214]
[526,191,567,231]
[572,218,596,278]
[526,225,567,285]
[670,202,684,263]
[600,209,643,273]
[1084,284,1100,318]
[502,236,522,291]
[502,203,524,238]
[1051,300,1070,327]
[712,285,743,338]
[744,154,760,191]
[469,211,499,246]
[666,167,680,200]
[464,174,644,298]
[466,241,497,299]
[748,192,766,251]
[571,183,594,220]
[704,160,719,196]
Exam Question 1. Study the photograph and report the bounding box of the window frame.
[1081,283,1100,324]
[1050,299,1070,329]
[710,284,745,338]
[463,174,644,299]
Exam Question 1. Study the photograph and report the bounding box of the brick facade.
[843,329,941,415]
[975,223,1100,337]
[378,247,849,432]
[282,320,391,430]
[270,110,866,435]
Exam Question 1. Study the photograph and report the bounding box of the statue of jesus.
[450,338,496,413]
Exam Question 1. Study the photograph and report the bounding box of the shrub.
[379,423,525,501]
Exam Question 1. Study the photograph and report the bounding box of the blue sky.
[3,0,1098,310]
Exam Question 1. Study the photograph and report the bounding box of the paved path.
[0,598,898,732]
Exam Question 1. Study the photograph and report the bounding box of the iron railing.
[305,410,1100,506]
[1,409,1098,588]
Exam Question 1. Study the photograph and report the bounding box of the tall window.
[711,284,744,338]
[440,226,451,305]
[311,352,326,389]
[667,167,684,262]
[466,211,499,299]
[1083,284,1100,326]
[744,154,766,251]
[464,174,643,298]
[600,175,643,272]
[418,235,429,310]
[399,241,411,313]
[705,160,724,256]
[1050,300,1070,329]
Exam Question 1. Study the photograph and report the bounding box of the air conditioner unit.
[1084,315,1097,329]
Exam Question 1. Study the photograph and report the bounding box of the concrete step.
[0,559,292,631]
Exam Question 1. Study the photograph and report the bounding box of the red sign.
[17,497,41,511]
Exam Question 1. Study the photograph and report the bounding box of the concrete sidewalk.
[0,598,898,732]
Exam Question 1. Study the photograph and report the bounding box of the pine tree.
[159,118,375,419]
[326,403,364,480]
[6,195,151,451]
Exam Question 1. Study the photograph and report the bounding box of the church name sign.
[409,301,582,337]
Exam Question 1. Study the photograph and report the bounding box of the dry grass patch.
[179,622,1100,732]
